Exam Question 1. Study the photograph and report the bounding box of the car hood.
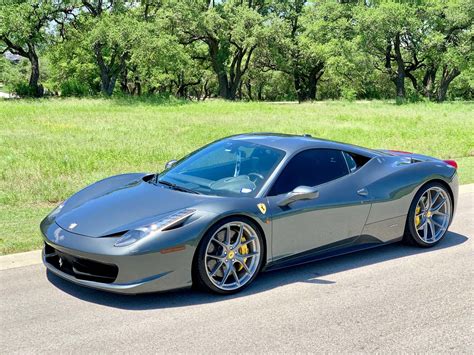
[55,178,208,237]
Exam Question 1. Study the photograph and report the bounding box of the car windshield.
[156,139,285,197]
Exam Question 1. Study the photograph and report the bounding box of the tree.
[255,0,325,102]
[129,14,203,97]
[174,0,268,100]
[355,2,426,101]
[421,0,473,101]
[302,0,361,101]
[75,1,145,96]
[0,1,74,97]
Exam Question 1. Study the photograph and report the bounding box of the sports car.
[41,133,458,294]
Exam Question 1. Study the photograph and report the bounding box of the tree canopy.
[1,0,472,101]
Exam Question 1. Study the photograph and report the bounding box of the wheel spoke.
[426,191,432,210]
[423,224,428,240]
[226,225,232,245]
[232,268,240,286]
[239,252,258,259]
[421,194,428,211]
[431,198,446,212]
[231,223,244,249]
[210,260,224,277]
[417,218,427,230]
[207,254,226,261]
[212,238,227,249]
[236,257,251,274]
[240,236,256,246]
[431,219,444,229]
[220,262,233,285]
[428,220,436,239]
[431,191,440,205]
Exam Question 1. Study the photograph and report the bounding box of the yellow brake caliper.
[238,236,249,271]
[415,206,421,227]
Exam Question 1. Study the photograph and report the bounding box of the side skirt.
[263,234,402,272]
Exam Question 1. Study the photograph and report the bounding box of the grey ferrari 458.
[41,133,458,294]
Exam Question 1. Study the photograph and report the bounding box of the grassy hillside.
[1,99,473,254]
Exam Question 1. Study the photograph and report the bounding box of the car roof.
[229,133,380,157]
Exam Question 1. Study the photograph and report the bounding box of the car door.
[266,149,372,262]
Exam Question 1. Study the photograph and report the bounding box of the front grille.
[44,243,118,283]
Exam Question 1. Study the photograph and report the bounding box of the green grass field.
[1,98,473,255]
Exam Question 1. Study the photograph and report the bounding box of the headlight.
[114,209,196,247]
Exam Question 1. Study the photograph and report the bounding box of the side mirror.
[278,186,319,207]
[165,159,178,170]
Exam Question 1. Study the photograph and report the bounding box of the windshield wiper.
[157,179,200,195]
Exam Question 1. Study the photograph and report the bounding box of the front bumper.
[41,220,196,294]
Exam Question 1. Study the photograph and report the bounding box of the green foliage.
[11,81,37,97]
[0,56,29,90]
[341,87,357,102]
[1,0,472,101]
[60,79,91,97]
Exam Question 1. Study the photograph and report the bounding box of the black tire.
[403,182,452,247]
[193,217,265,295]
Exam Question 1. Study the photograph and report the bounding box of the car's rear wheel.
[404,182,452,247]
[194,217,264,294]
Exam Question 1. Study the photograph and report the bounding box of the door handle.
[357,188,369,196]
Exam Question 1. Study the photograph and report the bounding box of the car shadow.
[46,231,468,310]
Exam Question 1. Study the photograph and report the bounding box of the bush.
[341,87,357,102]
[60,79,90,97]
[11,82,38,97]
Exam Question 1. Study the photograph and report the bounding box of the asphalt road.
[1,186,473,353]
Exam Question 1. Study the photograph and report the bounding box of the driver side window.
[268,149,349,196]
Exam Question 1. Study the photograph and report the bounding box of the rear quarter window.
[343,151,371,173]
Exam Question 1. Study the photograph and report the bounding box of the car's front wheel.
[404,182,452,247]
[194,217,264,294]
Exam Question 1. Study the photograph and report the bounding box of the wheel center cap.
[426,211,432,218]
[227,250,235,259]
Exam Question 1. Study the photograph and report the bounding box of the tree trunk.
[308,64,324,100]
[422,65,437,100]
[245,79,252,100]
[394,75,405,99]
[294,71,308,103]
[120,68,130,94]
[406,72,418,93]
[134,77,141,96]
[208,38,231,99]
[94,43,120,96]
[257,83,263,101]
[393,33,406,100]
[437,66,460,102]
[27,46,43,97]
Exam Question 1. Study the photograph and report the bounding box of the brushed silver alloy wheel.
[204,222,261,291]
[414,186,451,243]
